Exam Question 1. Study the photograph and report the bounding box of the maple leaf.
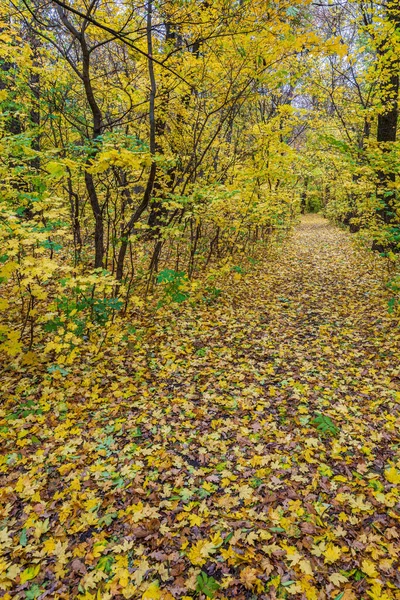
[20,564,40,584]
[323,544,342,564]
[367,583,392,600]
[299,559,313,575]
[329,572,349,586]
[132,559,150,586]
[240,567,261,590]
[238,484,253,500]
[361,559,378,578]
[187,535,220,566]
[246,531,258,545]
[284,545,302,568]
[188,513,202,527]
[142,581,162,599]
[384,465,400,484]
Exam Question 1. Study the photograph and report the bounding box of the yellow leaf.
[323,544,342,564]
[43,538,56,554]
[238,484,253,500]
[20,564,40,584]
[142,581,161,599]
[285,546,302,566]
[188,514,202,527]
[187,532,222,566]
[385,466,400,484]
[361,559,378,578]
[21,351,38,366]
[70,478,81,491]
[367,583,392,600]
[116,567,129,587]
[0,261,18,279]
[209,532,223,548]
[246,531,258,546]
[187,541,208,566]
[202,481,214,492]
[1,329,22,356]
[379,558,393,572]
[92,541,107,558]
[58,462,74,475]
[6,564,20,581]
[34,519,49,540]
[299,559,313,575]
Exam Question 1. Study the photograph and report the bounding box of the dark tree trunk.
[55,3,105,267]
[375,68,398,225]
[0,46,22,136]
[28,30,41,173]
[81,38,105,267]
[373,0,399,250]
[300,177,309,214]
[116,0,158,281]
[85,172,104,269]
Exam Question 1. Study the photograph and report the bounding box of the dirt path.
[2,215,400,600]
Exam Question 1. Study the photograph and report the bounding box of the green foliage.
[47,365,69,377]
[156,269,189,305]
[196,347,207,357]
[196,571,220,598]
[312,412,339,437]
[232,265,245,274]
[40,240,63,253]
[203,286,222,305]
[44,280,123,339]
[387,275,400,314]
[25,585,42,600]
[5,400,43,421]
[307,197,323,213]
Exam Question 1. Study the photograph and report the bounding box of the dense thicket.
[0,0,399,357]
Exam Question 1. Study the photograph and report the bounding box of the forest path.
[3,215,400,599]
[231,214,396,397]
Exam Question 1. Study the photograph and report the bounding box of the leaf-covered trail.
[1,215,400,600]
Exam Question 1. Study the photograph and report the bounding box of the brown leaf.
[71,559,87,575]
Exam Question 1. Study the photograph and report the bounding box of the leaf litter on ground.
[1,215,400,599]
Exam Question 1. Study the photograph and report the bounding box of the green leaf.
[312,412,339,436]
[196,348,207,357]
[96,555,114,574]
[223,531,234,544]
[20,528,28,547]
[25,584,41,600]
[157,269,185,284]
[196,571,220,598]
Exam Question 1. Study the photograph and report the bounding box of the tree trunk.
[116,0,158,281]
[373,0,399,249]
[300,177,309,214]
